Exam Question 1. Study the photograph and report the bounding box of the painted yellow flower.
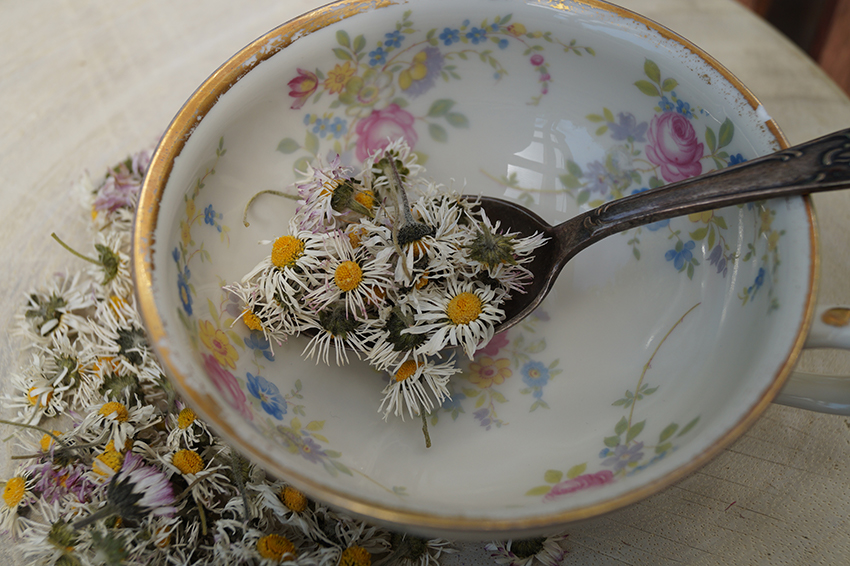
[185,197,196,220]
[180,220,192,246]
[199,320,238,369]
[467,356,512,389]
[324,61,355,94]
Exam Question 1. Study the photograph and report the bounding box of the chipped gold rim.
[133,0,818,536]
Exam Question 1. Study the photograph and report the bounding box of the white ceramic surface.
[134,0,839,538]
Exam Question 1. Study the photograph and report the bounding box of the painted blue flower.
[473,407,492,429]
[521,360,550,389]
[244,331,274,361]
[665,240,696,271]
[369,46,387,66]
[303,113,313,125]
[203,204,216,226]
[497,38,509,49]
[441,392,466,411]
[465,26,487,44]
[439,27,460,45]
[708,244,728,276]
[602,441,645,472]
[246,372,287,419]
[312,117,330,137]
[172,247,180,264]
[675,99,694,118]
[585,160,613,194]
[384,29,404,49]
[177,267,192,315]
[729,153,747,166]
[659,96,675,112]
[328,117,348,139]
[608,112,648,142]
[747,267,767,297]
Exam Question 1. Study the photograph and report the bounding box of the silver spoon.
[474,128,850,333]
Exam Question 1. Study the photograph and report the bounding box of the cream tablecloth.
[2,1,850,564]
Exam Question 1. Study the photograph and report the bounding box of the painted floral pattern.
[489,58,783,310]
[277,10,594,171]
[526,303,702,501]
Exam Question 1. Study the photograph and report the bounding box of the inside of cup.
[142,0,814,532]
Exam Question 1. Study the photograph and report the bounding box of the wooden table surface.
[2,1,850,564]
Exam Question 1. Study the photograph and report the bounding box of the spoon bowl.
[483,128,850,332]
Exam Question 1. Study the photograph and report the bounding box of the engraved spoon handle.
[557,128,850,259]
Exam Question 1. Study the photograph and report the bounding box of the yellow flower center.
[339,546,372,566]
[446,292,483,325]
[3,477,26,508]
[93,450,124,476]
[353,190,376,210]
[154,525,172,549]
[257,534,297,562]
[99,401,129,422]
[271,236,305,269]
[172,449,205,475]
[108,295,127,313]
[394,360,419,383]
[243,311,263,331]
[334,261,363,292]
[39,431,61,452]
[279,485,308,513]
[27,386,53,407]
[177,407,197,429]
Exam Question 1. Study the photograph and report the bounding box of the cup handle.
[775,305,850,414]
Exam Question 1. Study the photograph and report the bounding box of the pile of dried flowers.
[233,139,546,427]
[0,146,568,565]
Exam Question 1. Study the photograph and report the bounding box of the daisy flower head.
[305,230,394,319]
[363,303,431,371]
[74,452,177,529]
[407,278,505,359]
[17,271,94,343]
[486,534,570,566]
[252,481,326,540]
[300,301,376,366]
[5,354,76,426]
[77,397,159,450]
[14,499,92,565]
[378,353,458,420]
[88,229,134,300]
[384,532,457,566]
[294,154,368,232]
[1,470,36,538]
[165,401,215,449]
[361,137,424,201]
[160,447,230,511]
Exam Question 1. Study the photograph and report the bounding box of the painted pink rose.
[354,103,418,161]
[543,470,615,502]
[645,112,704,183]
[203,353,253,422]
[475,332,510,357]
[288,68,319,110]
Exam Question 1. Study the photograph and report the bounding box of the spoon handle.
[562,128,850,253]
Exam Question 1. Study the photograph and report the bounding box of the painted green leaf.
[603,107,615,122]
[304,131,319,156]
[659,423,679,442]
[336,30,350,48]
[526,485,552,496]
[612,398,628,407]
[353,34,366,53]
[207,299,220,328]
[427,98,455,117]
[661,77,678,92]
[690,227,708,241]
[332,460,353,476]
[708,225,716,250]
[643,386,658,395]
[626,419,646,443]
[306,420,325,431]
[678,416,700,436]
[474,394,486,409]
[429,123,448,142]
[705,126,717,153]
[656,442,673,454]
[560,173,582,189]
[446,112,469,128]
[576,190,590,206]
[595,125,609,136]
[567,463,587,479]
[544,469,564,484]
[604,435,621,448]
[277,137,300,154]
[586,47,596,56]
[633,247,641,260]
[332,47,352,61]
[491,390,507,404]
[290,417,302,431]
[644,59,661,83]
[293,156,311,177]
[586,113,606,123]
[718,118,735,148]
[567,160,583,178]
[634,80,660,97]
[714,216,728,229]
[614,416,628,436]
